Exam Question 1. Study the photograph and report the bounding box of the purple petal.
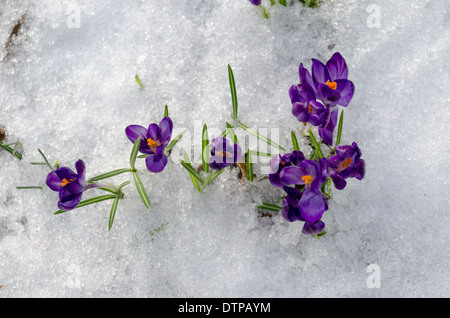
[46,171,63,192]
[312,58,331,86]
[330,171,347,190]
[147,123,161,142]
[326,52,348,80]
[159,117,173,146]
[269,154,282,174]
[55,167,77,180]
[145,146,168,173]
[292,102,309,122]
[299,189,326,224]
[58,191,82,211]
[75,159,86,185]
[290,84,316,104]
[317,84,341,105]
[299,63,315,92]
[125,125,148,144]
[302,220,325,235]
[269,173,284,188]
[318,107,339,146]
[283,186,302,200]
[334,79,355,107]
[280,166,308,185]
[281,196,303,222]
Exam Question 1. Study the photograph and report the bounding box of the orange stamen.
[325,80,337,90]
[302,175,314,185]
[147,138,158,148]
[341,158,352,169]
[308,104,313,114]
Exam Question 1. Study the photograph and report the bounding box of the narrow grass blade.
[37,149,53,170]
[135,74,144,87]
[202,124,209,173]
[248,150,273,158]
[54,194,117,215]
[180,160,205,185]
[118,180,131,191]
[308,129,324,159]
[238,121,286,151]
[0,141,23,160]
[133,171,151,211]
[200,169,224,192]
[129,137,141,170]
[108,196,120,231]
[291,131,299,151]
[246,151,254,182]
[226,122,238,144]
[228,64,238,120]
[166,129,187,154]
[16,186,43,190]
[335,110,344,149]
[164,104,169,117]
[258,202,282,212]
[88,168,134,182]
[182,152,201,192]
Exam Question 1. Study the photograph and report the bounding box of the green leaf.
[54,194,117,215]
[258,202,282,212]
[335,110,344,149]
[238,121,286,151]
[248,150,273,158]
[166,129,187,154]
[0,141,23,160]
[88,168,134,182]
[202,124,209,173]
[308,129,324,159]
[130,137,141,170]
[16,186,43,190]
[246,151,254,182]
[133,171,151,211]
[135,74,144,87]
[37,148,53,170]
[200,169,224,193]
[291,131,299,151]
[180,159,205,185]
[164,104,169,117]
[228,64,238,120]
[108,196,120,231]
[226,122,238,144]
[182,151,202,192]
[118,180,131,191]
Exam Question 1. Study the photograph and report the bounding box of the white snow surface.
[0,0,449,297]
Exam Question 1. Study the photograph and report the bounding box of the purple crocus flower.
[46,159,94,211]
[329,142,365,190]
[209,137,242,170]
[269,150,305,188]
[280,186,327,235]
[248,0,262,5]
[125,116,173,173]
[280,158,329,224]
[293,53,354,146]
[289,83,330,128]
[311,52,355,108]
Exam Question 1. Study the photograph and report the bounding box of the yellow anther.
[302,175,314,185]
[60,178,70,187]
[325,80,337,90]
[147,138,158,148]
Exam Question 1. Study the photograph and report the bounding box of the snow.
[1,0,449,297]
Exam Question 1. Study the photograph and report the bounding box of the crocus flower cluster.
[269,146,365,235]
[125,116,173,173]
[209,137,242,170]
[289,52,354,146]
[46,159,99,211]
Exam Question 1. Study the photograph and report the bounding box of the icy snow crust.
[1,0,449,297]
